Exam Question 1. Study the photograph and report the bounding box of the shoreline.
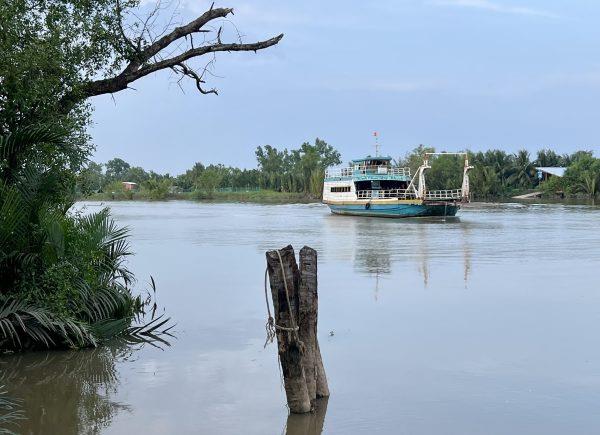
[81,190,320,204]
[79,192,597,207]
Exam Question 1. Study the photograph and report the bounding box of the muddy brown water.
[2,201,600,434]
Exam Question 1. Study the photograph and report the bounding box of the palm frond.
[0,297,96,350]
[0,125,66,164]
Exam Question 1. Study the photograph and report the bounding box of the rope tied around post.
[263,245,330,414]
[264,249,303,350]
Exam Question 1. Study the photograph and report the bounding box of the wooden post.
[298,247,329,399]
[266,245,311,414]
[266,245,330,414]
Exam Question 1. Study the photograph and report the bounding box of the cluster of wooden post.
[266,245,329,414]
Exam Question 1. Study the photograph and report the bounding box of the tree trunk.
[266,245,311,414]
[298,247,329,400]
[266,245,330,414]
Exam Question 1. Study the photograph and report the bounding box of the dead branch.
[60,5,283,109]
[171,62,218,95]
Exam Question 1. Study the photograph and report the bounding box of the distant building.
[122,181,138,190]
[535,167,566,182]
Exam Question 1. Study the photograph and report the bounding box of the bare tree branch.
[60,5,283,109]
[171,62,218,95]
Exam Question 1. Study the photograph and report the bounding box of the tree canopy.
[1,0,282,179]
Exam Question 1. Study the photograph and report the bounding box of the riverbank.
[83,189,319,204]
[82,190,597,206]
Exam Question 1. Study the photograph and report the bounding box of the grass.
[83,189,319,204]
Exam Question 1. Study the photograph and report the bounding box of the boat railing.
[354,166,411,176]
[356,189,416,199]
[355,188,464,200]
[423,189,463,200]
[325,166,411,178]
[325,167,354,178]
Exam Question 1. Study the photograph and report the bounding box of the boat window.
[371,180,381,190]
[330,186,351,193]
[355,180,409,191]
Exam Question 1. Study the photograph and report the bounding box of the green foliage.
[397,144,436,175]
[0,126,168,351]
[104,158,131,184]
[195,168,223,194]
[0,0,139,122]
[536,149,565,167]
[470,165,502,198]
[0,0,139,178]
[397,145,599,199]
[0,298,96,349]
[539,175,565,196]
[141,178,172,200]
[426,154,463,190]
[563,154,600,198]
[78,138,342,200]
[255,138,341,196]
[507,149,535,189]
[102,181,133,200]
[79,145,599,202]
[76,162,104,196]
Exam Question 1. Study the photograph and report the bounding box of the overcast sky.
[90,0,600,174]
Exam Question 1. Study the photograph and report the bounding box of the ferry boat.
[323,153,473,218]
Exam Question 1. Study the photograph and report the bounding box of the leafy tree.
[535,149,562,167]
[397,145,436,176]
[77,162,104,195]
[470,165,501,198]
[104,158,131,184]
[255,139,341,196]
[508,149,535,189]
[196,168,223,194]
[563,154,600,198]
[255,145,288,191]
[427,154,463,190]
[142,178,172,200]
[124,166,150,184]
[1,0,282,195]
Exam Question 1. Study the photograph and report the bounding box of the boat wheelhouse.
[323,153,473,218]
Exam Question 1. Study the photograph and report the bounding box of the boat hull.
[327,201,460,218]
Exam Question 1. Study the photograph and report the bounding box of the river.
[2,200,600,434]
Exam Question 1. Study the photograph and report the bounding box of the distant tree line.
[78,142,599,200]
[77,138,342,199]
[398,146,600,199]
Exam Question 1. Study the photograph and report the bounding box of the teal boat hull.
[328,202,460,218]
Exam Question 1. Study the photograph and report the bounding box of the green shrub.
[1,126,168,351]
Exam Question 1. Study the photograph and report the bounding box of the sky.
[91,0,600,174]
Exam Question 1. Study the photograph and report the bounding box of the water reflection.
[328,215,473,290]
[0,342,137,434]
[283,397,329,435]
[462,223,472,288]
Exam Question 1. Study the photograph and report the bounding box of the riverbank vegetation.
[80,145,599,203]
[1,0,282,352]
[78,138,341,201]
[399,146,599,199]
[0,127,169,351]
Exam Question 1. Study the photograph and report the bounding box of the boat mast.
[373,131,380,157]
[461,155,474,200]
